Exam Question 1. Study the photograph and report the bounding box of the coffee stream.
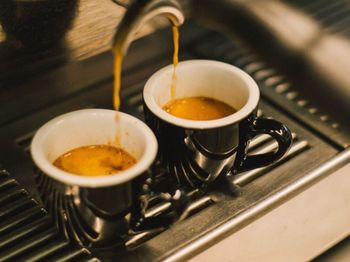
[113,26,180,110]
[171,26,179,99]
[113,46,123,110]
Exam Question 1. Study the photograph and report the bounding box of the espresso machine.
[0,0,349,261]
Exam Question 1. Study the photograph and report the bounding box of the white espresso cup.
[30,109,188,247]
[143,60,292,189]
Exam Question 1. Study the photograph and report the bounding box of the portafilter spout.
[112,0,184,55]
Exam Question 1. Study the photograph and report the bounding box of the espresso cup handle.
[233,115,292,173]
[130,174,189,232]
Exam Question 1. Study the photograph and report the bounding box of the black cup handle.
[130,174,189,232]
[233,115,293,173]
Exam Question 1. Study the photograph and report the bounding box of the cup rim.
[30,109,158,188]
[143,59,260,129]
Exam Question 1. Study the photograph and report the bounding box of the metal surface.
[165,148,350,262]
[189,162,350,262]
[0,170,96,261]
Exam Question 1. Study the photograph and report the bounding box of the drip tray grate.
[0,170,97,262]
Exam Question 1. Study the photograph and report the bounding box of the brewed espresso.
[53,145,136,176]
[163,96,236,120]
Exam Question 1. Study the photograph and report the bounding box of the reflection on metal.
[125,192,213,249]
[113,0,184,55]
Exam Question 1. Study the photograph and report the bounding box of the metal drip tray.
[0,170,95,262]
[0,96,339,261]
[0,1,350,260]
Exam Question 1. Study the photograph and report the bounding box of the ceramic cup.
[143,60,292,189]
[31,109,188,248]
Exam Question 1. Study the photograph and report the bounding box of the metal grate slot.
[15,132,40,155]
[331,16,350,35]
[294,0,350,35]
[37,246,93,262]
[19,241,70,262]
[121,83,146,115]
[0,207,45,236]
[253,69,278,81]
[319,5,350,26]
[299,0,333,11]
[119,81,147,115]
[0,178,18,194]
[0,228,59,262]
[0,170,97,262]
[121,83,144,98]
[0,196,38,222]
[233,54,259,69]
[275,83,291,94]
[203,37,239,58]
[15,130,37,150]
[0,188,28,206]
[126,93,143,107]
[243,62,267,74]
[0,217,53,252]
[311,1,345,19]
[264,76,285,87]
